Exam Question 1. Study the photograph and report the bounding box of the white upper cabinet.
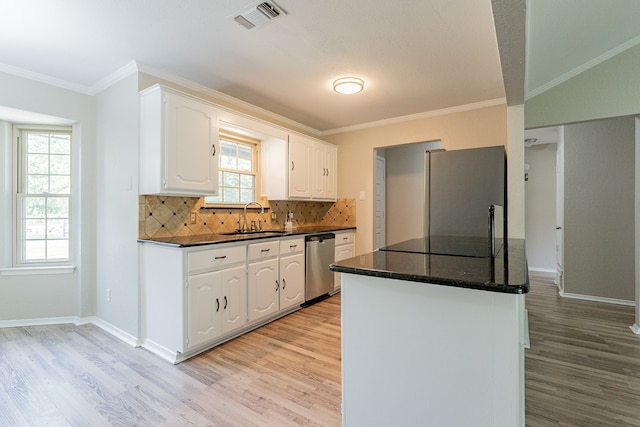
[288,134,313,198]
[312,140,337,200]
[261,133,337,201]
[140,84,219,196]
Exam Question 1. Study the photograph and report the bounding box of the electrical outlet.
[106,289,111,302]
[271,212,277,220]
[190,212,197,224]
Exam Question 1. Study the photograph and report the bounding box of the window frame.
[204,130,261,208]
[13,125,73,266]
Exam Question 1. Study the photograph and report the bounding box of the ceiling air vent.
[233,1,286,30]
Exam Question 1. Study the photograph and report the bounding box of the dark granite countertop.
[138,225,356,248]
[330,237,529,294]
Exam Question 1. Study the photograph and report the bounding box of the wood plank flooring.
[2,276,640,426]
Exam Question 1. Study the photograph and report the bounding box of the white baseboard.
[630,324,640,335]
[140,339,179,364]
[89,317,141,347]
[0,315,141,347]
[559,291,635,307]
[528,268,556,274]
[0,316,78,328]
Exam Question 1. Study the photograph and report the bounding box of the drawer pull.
[261,249,271,253]
[343,237,348,241]
[289,244,297,249]
[214,255,227,260]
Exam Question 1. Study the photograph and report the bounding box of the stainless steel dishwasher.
[305,233,335,301]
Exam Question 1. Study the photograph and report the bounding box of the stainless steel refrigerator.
[424,146,507,257]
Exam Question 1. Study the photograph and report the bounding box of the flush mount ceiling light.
[333,77,364,95]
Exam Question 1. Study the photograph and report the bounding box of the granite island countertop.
[138,225,356,247]
[330,236,529,294]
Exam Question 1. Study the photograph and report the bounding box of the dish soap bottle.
[284,211,294,231]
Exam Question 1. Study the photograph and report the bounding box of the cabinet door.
[288,135,312,198]
[187,271,221,349]
[334,243,355,290]
[279,253,305,310]
[164,91,219,195]
[248,258,279,322]
[324,143,338,200]
[220,265,248,335]
[312,141,326,199]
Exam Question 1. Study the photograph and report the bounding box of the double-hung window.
[15,126,72,264]
[205,130,259,205]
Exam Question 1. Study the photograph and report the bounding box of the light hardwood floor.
[2,276,640,426]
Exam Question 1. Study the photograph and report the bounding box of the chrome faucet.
[243,201,264,232]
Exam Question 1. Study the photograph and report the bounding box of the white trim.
[320,98,507,135]
[140,339,179,364]
[526,34,640,100]
[527,267,556,274]
[0,316,77,328]
[630,324,640,335]
[88,316,141,347]
[0,265,76,276]
[0,62,93,95]
[91,61,139,94]
[559,291,635,307]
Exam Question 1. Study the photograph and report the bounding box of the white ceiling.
[0,0,506,132]
[2,1,638,134]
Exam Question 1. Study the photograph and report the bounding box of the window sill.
[0,265,77,276]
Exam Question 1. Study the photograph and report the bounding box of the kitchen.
[2,0,640,425]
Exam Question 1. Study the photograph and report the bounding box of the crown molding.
[320,98,507,136]
[0,62,94,95]
[91,61,139,94]
[526,34,640,100]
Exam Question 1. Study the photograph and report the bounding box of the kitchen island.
[330,236,529,427]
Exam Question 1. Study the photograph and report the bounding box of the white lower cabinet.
[187,265,247,349]
[248,237,305,323]
[334,231,355,291]
[141,235,308,363]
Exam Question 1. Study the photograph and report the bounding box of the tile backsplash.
[139,196,356,240]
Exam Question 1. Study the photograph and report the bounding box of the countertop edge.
[138,226,357,247]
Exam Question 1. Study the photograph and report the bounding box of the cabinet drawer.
[248,240,280,261]
[336,231,355,246]
[188,245,246,274]
[279,238,304,255]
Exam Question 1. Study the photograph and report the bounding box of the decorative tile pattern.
[139,196,356,239]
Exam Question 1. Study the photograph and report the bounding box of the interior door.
[374,154,386,249]
[555,127,565,291]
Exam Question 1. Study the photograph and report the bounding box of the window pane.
[24,197,46,218]
[237,145,252,171]
[28,154,49,174]
[50,155,70,175]
[27,175,49,194]
[50,176,71,194]
[223,187,239,203]
[25,219,46,239]
[222,172,240,187]
[27,134,49,153]
[24,240,46,260]
[50,135,70,154]
[240,189,255,203]
[47,219,69,239]
[47,240,69,260]
[240,174,254,188]
[47,197,69,218]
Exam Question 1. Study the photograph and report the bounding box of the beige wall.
[324,105,508,253]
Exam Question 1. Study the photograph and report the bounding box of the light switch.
[359,191,365,200]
